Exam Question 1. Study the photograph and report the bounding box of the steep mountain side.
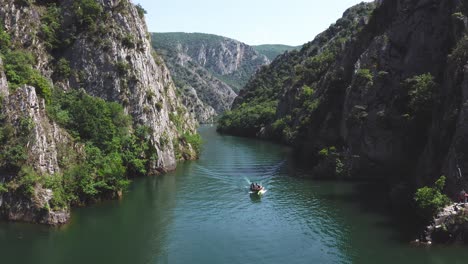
[151,32,269,122]
[0,0,198,224]
[152,33,270,92]
[253,44,301,61]
[220,2,376,137]
[219,0,468,193]
[152,39,234,123]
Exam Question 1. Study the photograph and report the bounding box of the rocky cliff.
[151,32,269,122]
[0,0,198,224]
[219,0,468,193]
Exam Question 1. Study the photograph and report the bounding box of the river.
[0,126,468,263]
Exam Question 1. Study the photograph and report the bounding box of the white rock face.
[1,86,72,225]
[68,0,197,171]
[6,86,64,174]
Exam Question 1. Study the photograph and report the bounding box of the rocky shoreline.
[415,203,468,245]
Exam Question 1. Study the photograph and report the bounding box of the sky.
[132,0,373,46]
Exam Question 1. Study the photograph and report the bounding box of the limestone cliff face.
[223,0,468,192]
[1,86,71,224]
[152,32,269,122]
[0,0,198,224]
[66,0,197,171]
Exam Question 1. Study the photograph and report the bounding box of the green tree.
[414,176,451,222]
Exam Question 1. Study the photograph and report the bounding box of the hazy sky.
[132,0,373,46]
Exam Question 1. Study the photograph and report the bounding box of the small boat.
[250,184,266,195]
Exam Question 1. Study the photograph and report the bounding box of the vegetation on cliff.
[152,32,269,92]
[218,0,468,204]
[218,3,374,141]
[0,0,199,223]
[414,176,451,222]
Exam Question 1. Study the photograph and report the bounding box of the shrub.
[3,50,52,101]
[450,36,468,66]
[15,166,40,197]
[55,58,71,79]
[40,4,62,50]
[115,61,130,76]
[135,4,147,18]
[122,34,135,49]
[0,22,11,53]
[0,115,32,170]
[404,73,435,115]
[73,0,103,29]
[355,68,374,86]
[183,133,202,155]
[217,100,277,136]
[0,183,8,194]
[414,176,451,222]
[46,89,159,205]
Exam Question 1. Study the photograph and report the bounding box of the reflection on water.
[1,126,468,264]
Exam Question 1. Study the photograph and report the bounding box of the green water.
[1,126,468,264]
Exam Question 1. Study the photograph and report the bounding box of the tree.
[414,176,451,222]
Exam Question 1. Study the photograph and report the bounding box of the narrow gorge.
[151,32,272,123]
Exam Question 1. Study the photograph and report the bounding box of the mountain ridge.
[151,32,269,122]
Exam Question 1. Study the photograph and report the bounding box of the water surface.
[0,126,467,263]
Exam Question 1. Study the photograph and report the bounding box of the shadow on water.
[249,193,262,203]
[282,154,422,244]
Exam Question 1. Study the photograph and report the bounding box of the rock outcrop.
[0,0,198,224]
[421,203,468,244]
[151,32,269,122]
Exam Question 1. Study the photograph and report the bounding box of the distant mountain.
[253,44,301,60]
[151,32,270,123]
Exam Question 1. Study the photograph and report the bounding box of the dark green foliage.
[217,100,277,136]
[414,176,451,222]
[317,146,344,177]
[45,89,157,205]
[2,50,52,100]
[47,89,129,151]
[449,35,468,66]
[302,50,336,83]
[0,108,33,170]
[40,4,62,50]
[135,3,147,19]
[121,125,157,176]
[0,22,11,53]
[55,58,71,79]
[0,183,8,194]
[73,0,103,29]
[0,120,30,170]
[122,34,136,49]
[183,132,202,155]
[14,166,40,197]
[355,69,374,86]
[14,0,32,6]
[404,73,435,116]
[217,2,377,140]
[115,61,130,76]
